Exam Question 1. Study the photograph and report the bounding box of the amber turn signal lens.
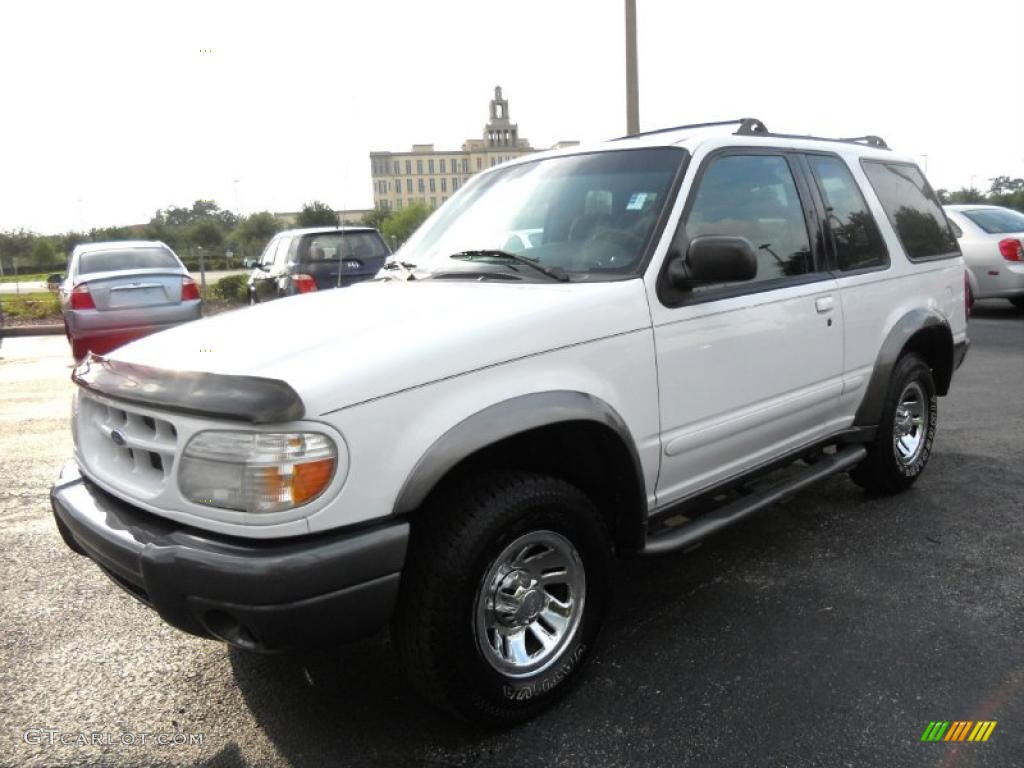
[291,458,335,504]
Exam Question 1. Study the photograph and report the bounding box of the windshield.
[400,147,686,280]
[78,247,180,274]
[298,231,390,262]
[962,208,1024,234]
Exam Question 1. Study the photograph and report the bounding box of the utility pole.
[625,0,639,136]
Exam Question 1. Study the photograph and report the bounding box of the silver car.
[61,240,202,360]
[944,205,1024,311]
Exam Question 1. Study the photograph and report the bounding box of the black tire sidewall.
[411,474,610,723]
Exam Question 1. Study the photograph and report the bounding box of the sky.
[2,0,1022,234]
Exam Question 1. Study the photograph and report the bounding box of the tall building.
[369,86,577,211]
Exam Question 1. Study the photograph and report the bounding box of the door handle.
[815,296,834,313]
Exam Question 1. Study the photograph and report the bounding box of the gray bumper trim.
[51,462,407,651]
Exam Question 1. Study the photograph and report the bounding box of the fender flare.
[392,390,647,519]
[853,308,952,427]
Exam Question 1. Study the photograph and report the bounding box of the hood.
[110,279,653,415]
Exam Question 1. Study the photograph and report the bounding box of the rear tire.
[1010,297,1024,312]
[850,353,937,494]
[392,470,610,726]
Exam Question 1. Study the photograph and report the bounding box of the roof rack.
[614,118,889,150]
[612,118,768,141]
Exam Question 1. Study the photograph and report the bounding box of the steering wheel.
[585,229,644,269]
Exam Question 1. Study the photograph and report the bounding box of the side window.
[258,237,278,267]
[861,161,958,260]
[275,237,294,267]
[806,155,888,272]
[948,218,963,239]
[684,154,813,290]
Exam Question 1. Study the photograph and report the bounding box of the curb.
[3,324,64,337]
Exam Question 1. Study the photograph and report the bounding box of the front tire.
[851,353,937,494]
[392,471,610,725]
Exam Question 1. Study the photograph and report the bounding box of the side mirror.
[668,235,758,289]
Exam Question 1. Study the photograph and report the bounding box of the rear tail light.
[69,283,95,310]
[964,271,973,318]
[181,276,201,301]
[998,238,1023,262]
[292,274,317,294]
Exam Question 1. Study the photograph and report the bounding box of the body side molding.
[853,307,953,427]
[392,391,647,517]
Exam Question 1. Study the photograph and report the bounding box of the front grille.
[76,393,179,498]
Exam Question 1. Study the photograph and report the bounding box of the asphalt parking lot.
[1,303,1022,768]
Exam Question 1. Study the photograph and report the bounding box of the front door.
[253,236,289,302]
[648,150,844,507]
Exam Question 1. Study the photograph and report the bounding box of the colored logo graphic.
[921,721,997,742]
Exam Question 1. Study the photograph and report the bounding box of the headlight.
[179,430,337,513]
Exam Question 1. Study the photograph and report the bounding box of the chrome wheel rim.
[474,530,585,678]
[893,381,927,466]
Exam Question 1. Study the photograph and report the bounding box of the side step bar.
[642,445,867,556]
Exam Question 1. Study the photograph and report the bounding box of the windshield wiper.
[449,250,569,282]
[378,260,418,281]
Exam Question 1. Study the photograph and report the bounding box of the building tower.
[484,86,518,148]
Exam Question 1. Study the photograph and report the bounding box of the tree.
[944,187,986,205]
[152,200,237,230]
[360,206,392,232]
[989,176,1024,196]
[28,238,57,270]
[143,220,183,252]
[189,219,224,250]
[381,202,430,248]
[230,211,280,259]
[988,176,1024,213]
[0,229,35,274]
[296,201,340,227]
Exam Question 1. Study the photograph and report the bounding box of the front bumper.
[51,462,407,652]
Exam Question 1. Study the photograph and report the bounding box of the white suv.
[52,119,969,725]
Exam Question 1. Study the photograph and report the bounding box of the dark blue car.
[245,226,391,303]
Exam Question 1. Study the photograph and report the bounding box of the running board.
[642,445,867,556]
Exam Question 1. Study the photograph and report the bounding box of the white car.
[944,204,1024,311]
[52,118,969,725]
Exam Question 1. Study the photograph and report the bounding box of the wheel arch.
[392,391,648,554]
[854,308,954,427]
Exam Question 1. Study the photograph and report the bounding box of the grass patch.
[0,272,52,284]
[2,292,62,322]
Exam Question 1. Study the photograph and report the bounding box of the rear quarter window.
[861,161,959,261]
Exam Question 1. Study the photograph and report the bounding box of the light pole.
[625,0,639,136]
[919,154,928,174]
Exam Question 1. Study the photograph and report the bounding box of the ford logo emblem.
[110,430,126,446]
